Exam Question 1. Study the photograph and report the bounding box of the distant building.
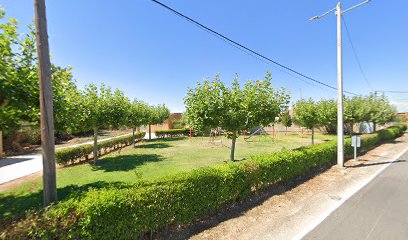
[397,112,408,122]
[149,113,183,131]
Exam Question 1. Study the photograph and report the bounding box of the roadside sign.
[351,136,361,148]
[352,136,361,161]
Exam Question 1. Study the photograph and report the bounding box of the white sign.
[351,136,361,148]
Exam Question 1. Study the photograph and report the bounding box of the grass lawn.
[0,133,335,220]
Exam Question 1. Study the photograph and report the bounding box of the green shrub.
[2,125,405,239]
[155,129,189,138]
[55,132,145,165]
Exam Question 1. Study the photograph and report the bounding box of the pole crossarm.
[309,8,335,21]
[309,0,372,21]
[342,0,372,14]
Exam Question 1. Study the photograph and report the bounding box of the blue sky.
[2,0,408,112]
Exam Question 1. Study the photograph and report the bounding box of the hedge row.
[55,132,145,165]
[2,124,406,239]
[155,129,190,138]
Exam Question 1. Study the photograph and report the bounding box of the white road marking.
[293,145,408,240]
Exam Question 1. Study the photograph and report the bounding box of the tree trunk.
[311,127,315,145]
[35,0,57,206]
[373,122,377,132]
[285,126,288,136]
[149,124,152,140]
[230,133,237,162]
[132,127,136,147]
[272,125,275,140]
[93,127,98,164]
[0,130,3,158]
[350,123,354,136]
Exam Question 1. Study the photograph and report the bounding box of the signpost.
[351,135,361,161]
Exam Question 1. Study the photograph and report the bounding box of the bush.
[2,125,405,239]
[55,132,145,165]
[155,129,189,138]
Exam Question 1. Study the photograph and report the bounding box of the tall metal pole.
[309,0,372,167]
[336,2,344,167]
[34,0,58,206]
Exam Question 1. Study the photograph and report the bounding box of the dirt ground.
[160,134,408,240]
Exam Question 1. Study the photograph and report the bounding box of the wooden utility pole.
[0,131,4,158]
[34,0,57,206]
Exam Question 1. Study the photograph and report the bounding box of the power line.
[150,0,358,96]
[342,15,374,91]
[377,91,408,94]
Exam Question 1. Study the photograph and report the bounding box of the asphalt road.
[303,149,408,240]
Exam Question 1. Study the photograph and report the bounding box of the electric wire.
[150,0,358,96]
[342,15,374,91]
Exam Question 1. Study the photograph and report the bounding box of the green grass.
[0,133,335,220]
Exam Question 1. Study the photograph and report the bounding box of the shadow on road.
[346,159,406,169]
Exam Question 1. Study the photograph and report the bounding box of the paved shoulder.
[0,154,42,185]
[303,150,408,240]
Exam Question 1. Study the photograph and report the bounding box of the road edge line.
[293,143,408,240]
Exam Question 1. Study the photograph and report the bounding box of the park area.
[0,133,335,220]
[1,4,405,238]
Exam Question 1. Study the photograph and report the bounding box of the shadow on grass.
[135,142,172,149]
[149,137,186,142]
[93,154,163,172]
[0,181,130,222]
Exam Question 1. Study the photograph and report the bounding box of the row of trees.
[184,73,290,161]
[81,84,169,162]
[293,94,396,144]
[0,11,170,162]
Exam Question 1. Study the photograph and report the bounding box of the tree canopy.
[184,73,289,161]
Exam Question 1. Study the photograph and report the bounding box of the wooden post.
[34,0,57,206]
[0,131,4,158]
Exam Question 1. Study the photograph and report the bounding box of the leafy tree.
[108,88,131,129]
[293,98,319,144]
[344,96,371,134]
[127,99,150,146]
[0,13,20,135]
[184,73,289,161]
[147,104,170,140]
[316,99,337,134]
[172,114,187,129]
[52,66,83,137]
[81,83,114,163]
[0,13,39,134]
[280,111,292,135]
[0,10,85,141]
[368,93,396,131]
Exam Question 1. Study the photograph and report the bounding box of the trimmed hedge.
[55,132,145,165]
[155,129,190,138]
[2,124,406,239]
